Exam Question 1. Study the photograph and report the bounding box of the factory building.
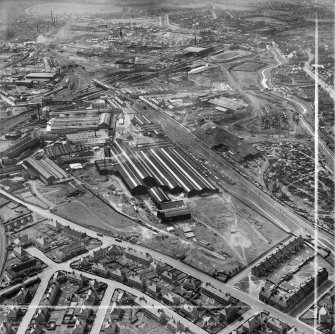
[108,139,218,196]
[2,135,40,159]
[148,187,170,208]
[98,113,111,129]
[26,72,56,82]
[47,110,112,134]
[157,206,191,222]
[66,130,109,147]
[23,156,70,185]
[132,114,152,126]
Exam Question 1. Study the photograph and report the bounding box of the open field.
[26,1,122,15]
[53,193,138,234]
[233,62,264,72]
[232,70,260,88]
[213,50,251,62]
[186,194,287,265]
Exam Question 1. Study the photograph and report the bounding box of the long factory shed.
[109,138,218,196]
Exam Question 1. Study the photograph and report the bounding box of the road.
[0,188,320,334]
[259,46,335,170]
[302,50,335,101]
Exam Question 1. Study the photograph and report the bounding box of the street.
[0,187,320,334]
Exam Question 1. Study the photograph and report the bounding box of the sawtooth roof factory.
[98,138,218,196]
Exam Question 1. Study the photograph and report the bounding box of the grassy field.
[53,193,138,234]
[232,70,260,88]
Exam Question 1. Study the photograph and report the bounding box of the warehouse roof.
[26,72,56,78]
[110,139,217,195]
[184,46,207,53]
[148,187,170,204]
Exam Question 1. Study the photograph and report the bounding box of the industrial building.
[131,114,152,126]
[66,130,109,147]
[157,206,191,222]
[194,127,260,162]
[47,110,112,134]
[26,72,56,82]
[23,156,70,185]
[2,135,40,159]
[44,143,83,158]
[148,186,170,207]
[108,138,218,196]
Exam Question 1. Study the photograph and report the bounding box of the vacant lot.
[233,70,260,89]
[54,192,138,235]
[213,50,251,62]
[186,194,287,265]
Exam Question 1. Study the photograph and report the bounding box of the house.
[91,248,109,261]
[85,289,99,305]
[109,306,123,321]
[16,287,32,305]
[7,307,20,322]
[92,263,108,276]
[124,249,152,265]
[6,258,41,279]
[72,317,86,334]
[13,246,28,260]
[218,304,239,322]
[13,234,31,248]
[67,272,89,286]
[180,304,199,320]
[167,319,184,333]
[104,321,119,334]
[77,306,91,320]
[200,283,234,305]
[0,321,13,334]
[146,282,161,298]
[57,241,86,261]
[34,308,49,325]
[319,307,331,324]
[202,315,220,333]
[266,317,287,334]
[127,274,144,290]
[161,290,180,306]
[28,325,43,334]
[61,225,87,241]
[242,315,261,333]
[133,297,167,324]
[153,261,169,275]
[34,237,51,251]
[108,245,124,257]
[0,202,32,232]
[77,257,91,269]
[43,282,60,306]
[109,268,125,282]
[161,270,176,285]
[182,277,200,292]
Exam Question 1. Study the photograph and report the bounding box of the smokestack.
[36,23,39,33]
[51,10,53,24]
